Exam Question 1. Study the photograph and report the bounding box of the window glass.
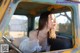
[34,16,40,29]
[54,11,72,36]
[34,11,72,36]
[4,15,28,38]
[34,11,73,51]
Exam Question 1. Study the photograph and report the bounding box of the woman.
[29,11,57,52]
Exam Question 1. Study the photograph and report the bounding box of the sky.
[55,11,71,24]
[12,15,28,20]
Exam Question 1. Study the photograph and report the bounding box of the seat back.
[48,36,72,51]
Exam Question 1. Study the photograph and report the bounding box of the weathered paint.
[0,31,2,39]
[0,0,20,34]
[0,7,2,10]
[0,0,11,23]
[63,49,72,53]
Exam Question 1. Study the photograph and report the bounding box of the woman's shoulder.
[29,30,38,39]
[30,30,38,34]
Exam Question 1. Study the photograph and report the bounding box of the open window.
[4,1,74,53]
[34,11,72,38]
[9,15,28,38]
[4,15,28,47]
[34,9,73,51]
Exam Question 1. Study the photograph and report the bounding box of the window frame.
[0,0,11,23]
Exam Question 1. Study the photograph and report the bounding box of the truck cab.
[0,0,80,53]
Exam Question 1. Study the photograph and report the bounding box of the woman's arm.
[46,45,50,51]
[29,31,37,40]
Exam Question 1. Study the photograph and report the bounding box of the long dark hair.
[37,11,54,39]
[37,11,55,50]
[38,11,53,30]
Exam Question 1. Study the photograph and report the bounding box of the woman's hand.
[49,29,56,39]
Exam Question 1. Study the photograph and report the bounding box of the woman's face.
[47,14,57,31]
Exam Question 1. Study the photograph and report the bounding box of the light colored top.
[19,37,42,53]
[29,30,50,51]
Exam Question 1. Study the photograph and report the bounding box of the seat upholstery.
[48,36,72,51]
